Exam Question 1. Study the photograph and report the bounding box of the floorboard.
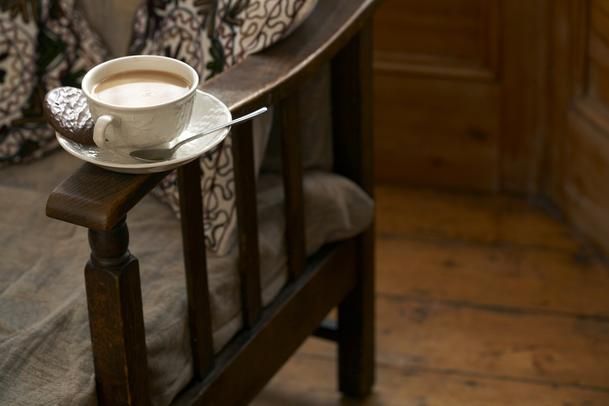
[376,186,580,252]
[253,351,609,406]
[253,186,609,405]
[377,239,609,317]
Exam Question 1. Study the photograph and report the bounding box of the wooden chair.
[44,0,379,404]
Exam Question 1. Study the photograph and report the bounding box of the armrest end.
[46,163,167,230]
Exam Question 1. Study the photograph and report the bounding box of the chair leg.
[332,18,375,398]
[338,230,375,397]
[85,218,150,405]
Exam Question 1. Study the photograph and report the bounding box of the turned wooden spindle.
[85,218,151,406]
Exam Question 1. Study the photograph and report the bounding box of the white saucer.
[56,90,232,174]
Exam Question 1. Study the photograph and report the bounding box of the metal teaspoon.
[129,107,268,162]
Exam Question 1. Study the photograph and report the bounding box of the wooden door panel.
[373,0,548,192]
[373,0,502,190]
[374,0,499,78]
[374,74,499,189]
[373,0,609,254]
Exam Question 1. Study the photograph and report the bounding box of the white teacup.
[82,55,199,149]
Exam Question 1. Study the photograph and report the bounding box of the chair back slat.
[331,26,374,195]
[231,120,263,327]
[177,160,215,379]
[279,95,306,280]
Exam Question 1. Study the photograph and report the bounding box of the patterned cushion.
[1,0,317,256]
[129,0,318,255]
[0,0,108,166]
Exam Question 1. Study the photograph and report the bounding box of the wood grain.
[363,297,609,389]
[589,0,609,108]
[500,0,549,193]
[85,220,150,405]
[374,0,500,80]
[279,94,305,281]
[546,0,609,257]
[372,0,609,257]
[372,0,548,194]
[376,186,578,252]
[373,75,500,190]
[254,187,609,405]
[372,0,501,189]
[377,239,609,318]
[177,160,214,379]
[46,164,167,231]
[375,187,609,318]
[231,120,262,328]
[332,24,376,397]
[173,243,358,405]
[563,111,609,255]
[254,347,609,406]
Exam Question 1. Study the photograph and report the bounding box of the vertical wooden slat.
[332,22,376,397]
[279,94,306,280]
[332,28,375,195]
[85,219,150,405]
[231,120,262,328]
[177,160,215,379]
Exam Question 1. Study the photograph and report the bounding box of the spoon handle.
[173,107,268,151]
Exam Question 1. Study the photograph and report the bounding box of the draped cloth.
[0,0,318,255]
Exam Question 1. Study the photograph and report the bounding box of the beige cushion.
[0,152,373,405]
[262,63,333,174]
[76,0,141,56]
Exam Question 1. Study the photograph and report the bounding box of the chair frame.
[45,1,379,404]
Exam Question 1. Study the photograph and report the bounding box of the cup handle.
[93,115,116,148]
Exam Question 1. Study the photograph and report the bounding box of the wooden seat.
[44,0,380,404]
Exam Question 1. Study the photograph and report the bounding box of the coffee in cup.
[92,70,191,108]
[82,56,199,149]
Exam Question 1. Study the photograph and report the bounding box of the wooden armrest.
[201,0,378,112]
[46,165,167,230]
[46,0,377,231]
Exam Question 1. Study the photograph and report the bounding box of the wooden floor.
[253,186,609,405]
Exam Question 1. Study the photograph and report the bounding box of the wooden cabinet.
[373,0,609,253]
[373,0,548,193]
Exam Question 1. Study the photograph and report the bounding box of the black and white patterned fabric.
[130,0,318,254]
[0,0,108,165]
[0,0,317,255]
